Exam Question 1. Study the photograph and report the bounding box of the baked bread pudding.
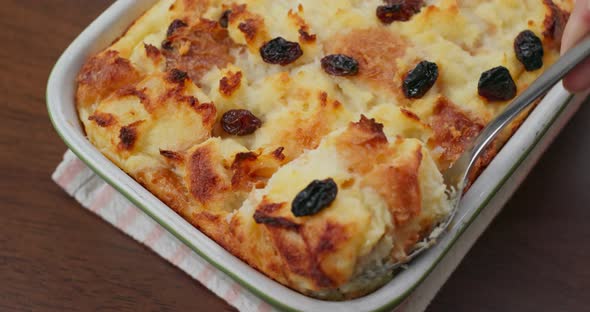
[76,0,572,299]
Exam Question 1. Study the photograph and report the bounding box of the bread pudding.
[76,0,572,299]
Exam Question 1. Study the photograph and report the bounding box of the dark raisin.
[259,37,303,66]
[514,30,544,71]
[219,10,232,28]
[478,66,517,101]
[166,19,188,37]
[321,54,359,76]
[402,60,439,99]
[221,109,262,136]
[376,0,423,24]
[291,179,338,217]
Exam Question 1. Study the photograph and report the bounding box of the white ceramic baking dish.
[46,1,589,311]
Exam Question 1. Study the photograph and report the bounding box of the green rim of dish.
[47,63,574,311]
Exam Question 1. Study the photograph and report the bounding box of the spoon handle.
[459,36,590,185]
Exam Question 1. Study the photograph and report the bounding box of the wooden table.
[1,1,588,311]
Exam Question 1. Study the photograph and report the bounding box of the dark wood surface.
[0,1,588,311]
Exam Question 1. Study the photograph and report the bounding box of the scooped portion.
[229,115,451,299]
[76,0,572,299]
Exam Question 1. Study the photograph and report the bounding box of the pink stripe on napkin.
[170,244,190,266]
[143,225,165,247]
[257,301,273,312]
[89,185,115,213]
[55,156,85,187]
[116,205,140,230]
[224,282,242,306]
[196,263,215,284]
[52,150,276,312]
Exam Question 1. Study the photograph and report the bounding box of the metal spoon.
[400,35,590,266]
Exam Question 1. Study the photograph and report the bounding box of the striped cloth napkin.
[53,149,467,312]
[52,150,275,312]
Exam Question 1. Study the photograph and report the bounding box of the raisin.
[402,60,438,99]
[259,37,303,66]
[376,0,423,24]
[166,19,188,37]
[478,66,517,101]
[221,109,262,136]
[321,54,359,76]
[514,30,544,71]
[219,10,232,28]
[291,179,338,217]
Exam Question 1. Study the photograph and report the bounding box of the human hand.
[561,0,590,92]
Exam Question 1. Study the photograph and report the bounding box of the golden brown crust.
[337,117,424,253]
[335,116,389,175]
[163,19,238,84]
[137,168,191,214]
[219,71,242,97]
[428,97,484,169]
[230,151,259,188]
[465,140,498,191]
[232,150,284,190]
[543,0,570,47]
[116,86,150,107]
[166,68,189,84]
[374,148,423,226]
[193,102,217,127]
[253,206,301,231]
[271,147,286,161]
[88,112,116,127]
[118,120,143,151]
[181,0,209,12]
[159,149,184,162]
[238,18,263,42]
[347,115,389,147]
[227,4,268,50]
[226,3,247,24]
[264,220,348,288]
[186,145,228,204]
[400,108,422,122]
[262,91,346,161]
[76,50,142,108]
[325,28,409,97]
[144,43,162,60]
[288,8,316,43]
[298,28,317,43]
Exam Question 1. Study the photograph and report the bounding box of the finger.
[560,0,590,54]
[561,0,590,93]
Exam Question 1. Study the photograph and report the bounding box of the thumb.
[561,0,590,93]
